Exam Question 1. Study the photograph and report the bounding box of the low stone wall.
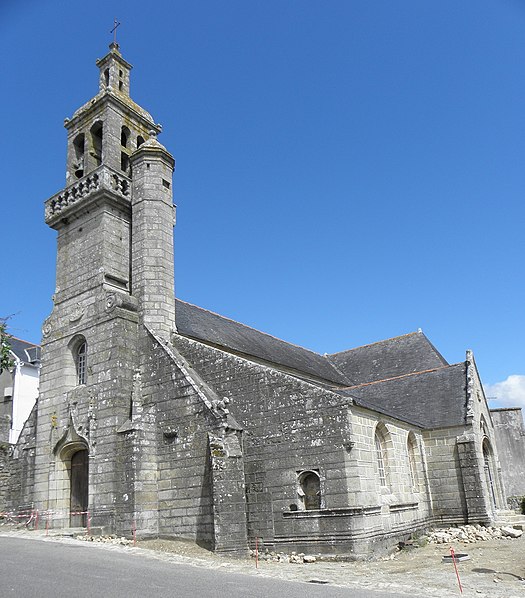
[0,443,12,511]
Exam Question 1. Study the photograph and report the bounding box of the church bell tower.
[34,43,176,531]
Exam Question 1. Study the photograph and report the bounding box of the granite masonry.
[3,44,517,557]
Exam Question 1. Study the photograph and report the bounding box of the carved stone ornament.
[69,302,85,323]
[465,349,475,423]
[42,318,52,338]
[104,291,138,313]
[105,293,118,312]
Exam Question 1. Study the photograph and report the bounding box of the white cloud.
[484,375,525,410]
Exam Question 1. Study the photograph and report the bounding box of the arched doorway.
[482,439,497,509]
[70,449,89,526]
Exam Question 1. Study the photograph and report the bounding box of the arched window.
[298,470,321,510]
[90,122,103,168]
[120,127,131,174]
[121,126,130,148]
[374,425,388,487]
[73,133,85,179]
[76,342,87,385]
[407,432,419,489]
[137,135,145,148]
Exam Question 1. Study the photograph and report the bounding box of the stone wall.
[347,407,432,556]
[423,426,468,525]
[172,335,350,550]
[491,408,525,499]
[171,334,434,555]
[35,290,139,531]
[4,403,38,512]
[139,332,220,548]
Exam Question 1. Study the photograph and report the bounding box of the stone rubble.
[76,534,133,546]
[425,524,523,545]
[249,549,316,564]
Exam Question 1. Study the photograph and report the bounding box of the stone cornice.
[65,90,160,133]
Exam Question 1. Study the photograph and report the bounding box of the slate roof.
[175,299,350,385]
[174,300,468,429]
[326,331,448,386]
[9,337,41,365]
[338,363,468,428]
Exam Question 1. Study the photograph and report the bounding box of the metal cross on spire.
[110,18,121,44]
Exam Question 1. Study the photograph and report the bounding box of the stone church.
[5,44,508,557]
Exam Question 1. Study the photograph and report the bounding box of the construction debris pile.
[426,525,523,544]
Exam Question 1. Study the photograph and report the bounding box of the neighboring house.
[3,44,523,557]
[0,337,40,444]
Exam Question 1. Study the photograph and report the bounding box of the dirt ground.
[1,527,524,597]
[136,535,525,597]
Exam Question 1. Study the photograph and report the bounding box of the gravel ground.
[1,526,524,597]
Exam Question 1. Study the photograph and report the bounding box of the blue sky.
[2,1,525,408]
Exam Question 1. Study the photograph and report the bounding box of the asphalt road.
[0,536,423,598]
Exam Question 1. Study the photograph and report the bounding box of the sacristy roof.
[326,331,448,386]
[336,363,467,428]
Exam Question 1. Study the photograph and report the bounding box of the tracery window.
[407,432,418,489]
[76,342,87,386]
[374,426,388,487]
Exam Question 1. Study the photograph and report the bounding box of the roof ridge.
[176,298,325,359]
[340,362,462,390]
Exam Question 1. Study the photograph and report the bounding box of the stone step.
[496,509,517,517]
[495,513,525,521]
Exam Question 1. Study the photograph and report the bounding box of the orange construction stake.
[450,547,463,594]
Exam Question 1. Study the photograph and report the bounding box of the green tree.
[0,318,14,374]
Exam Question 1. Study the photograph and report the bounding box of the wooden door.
[70,449,88,527]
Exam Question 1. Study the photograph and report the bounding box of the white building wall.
[9,359,39,444]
